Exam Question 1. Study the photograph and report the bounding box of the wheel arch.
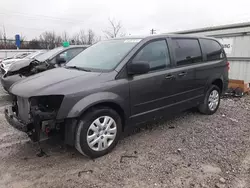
[79,101,126,131]
[211,78,223,93]
[66,92,128,129]
[206,75,224,94]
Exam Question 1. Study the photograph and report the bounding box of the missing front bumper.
[5,105,58,142]
[5,105,28,132]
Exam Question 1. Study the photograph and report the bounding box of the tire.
[75,106,122,158]
[198,85,221,115]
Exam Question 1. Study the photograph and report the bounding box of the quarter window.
[133,40,171,71]
[172,39,202,66]
[201,39,224,61]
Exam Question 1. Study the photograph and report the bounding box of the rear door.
[169,37,204,104]
[196,39,228,90]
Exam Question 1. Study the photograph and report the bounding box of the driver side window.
[133,40,171,71]
[50,48,84,64]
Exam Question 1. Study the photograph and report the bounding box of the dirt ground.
[0,87,250,188]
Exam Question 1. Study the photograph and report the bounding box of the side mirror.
[127,61,150,75]
[56,54,66,64]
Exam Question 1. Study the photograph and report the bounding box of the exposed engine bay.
[6,60,55,77]
[9,95,64,142]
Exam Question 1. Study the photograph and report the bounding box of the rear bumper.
[4,105,28,132]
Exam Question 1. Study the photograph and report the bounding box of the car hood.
[2,59,18,66]
[10,67,103,97]
[7,59,34,72]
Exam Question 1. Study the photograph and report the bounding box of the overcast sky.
[1,0,250,40]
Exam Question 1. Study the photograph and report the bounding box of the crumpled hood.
[10,67,102,97]
[2,59,18,66]
[8,59,34,72]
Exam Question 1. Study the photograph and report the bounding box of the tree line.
[0,18,124,49]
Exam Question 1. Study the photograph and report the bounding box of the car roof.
[65,45,90,48]
[109,34,217,41]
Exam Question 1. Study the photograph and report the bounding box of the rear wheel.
[198,85,221,115]
[75,107,122,158]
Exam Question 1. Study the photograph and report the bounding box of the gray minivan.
[5,35,229,158]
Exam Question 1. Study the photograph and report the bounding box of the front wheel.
[198,85,221,115]
[75,107,122,158]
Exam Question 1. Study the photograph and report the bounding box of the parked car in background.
[0,52,32,65]
[1,45,89,91]
[0,50,46,74]
[5,35,228,158]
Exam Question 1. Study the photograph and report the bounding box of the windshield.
[13,53,30,59]
[25,51,44,59]
[35,47,64,62]
[66,39,141,71]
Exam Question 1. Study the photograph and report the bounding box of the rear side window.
[172,39,202,66]
[201,39,224,61]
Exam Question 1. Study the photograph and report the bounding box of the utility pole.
[150,28,156,35]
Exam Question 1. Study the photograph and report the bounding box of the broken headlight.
[30,95,64,113]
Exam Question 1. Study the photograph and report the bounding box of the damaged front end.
[6,60,50,77]
[5,95,64,142]
[1,60,52,92]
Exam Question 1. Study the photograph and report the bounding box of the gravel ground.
[0,88,249,188]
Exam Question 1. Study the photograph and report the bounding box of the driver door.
[129,39,178,122]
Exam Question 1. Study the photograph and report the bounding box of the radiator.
[17,96,30,123]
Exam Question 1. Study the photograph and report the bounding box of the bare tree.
[87,29,96,44]
[71,29,97,45]
[0,30,3,47]
[104,18,124,38]
[71,33,81,45]
[29,39,41,49]
[39,31,57,49]
[55,35,62,47]
[79,30,87,44]
[61,31,69,42]
[0,30,3,40]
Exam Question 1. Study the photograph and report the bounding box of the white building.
[172,22,250,82]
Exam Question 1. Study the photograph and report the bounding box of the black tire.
[198,85,221,115]
[75,106,122,158]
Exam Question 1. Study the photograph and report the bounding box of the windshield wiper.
[65,66,91,72]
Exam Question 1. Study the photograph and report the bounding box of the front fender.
[66,92,128,118]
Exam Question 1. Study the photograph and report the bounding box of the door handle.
[178,72,187,77]
[165,74,175,80]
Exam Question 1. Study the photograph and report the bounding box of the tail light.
[226,62,230,71]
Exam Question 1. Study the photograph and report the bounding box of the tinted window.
[133,40,170,71]
[50,48,85,65]
[63,48,84,62]
[201,39,224,61]
[67,39,141,71]
[172,39,202,66]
